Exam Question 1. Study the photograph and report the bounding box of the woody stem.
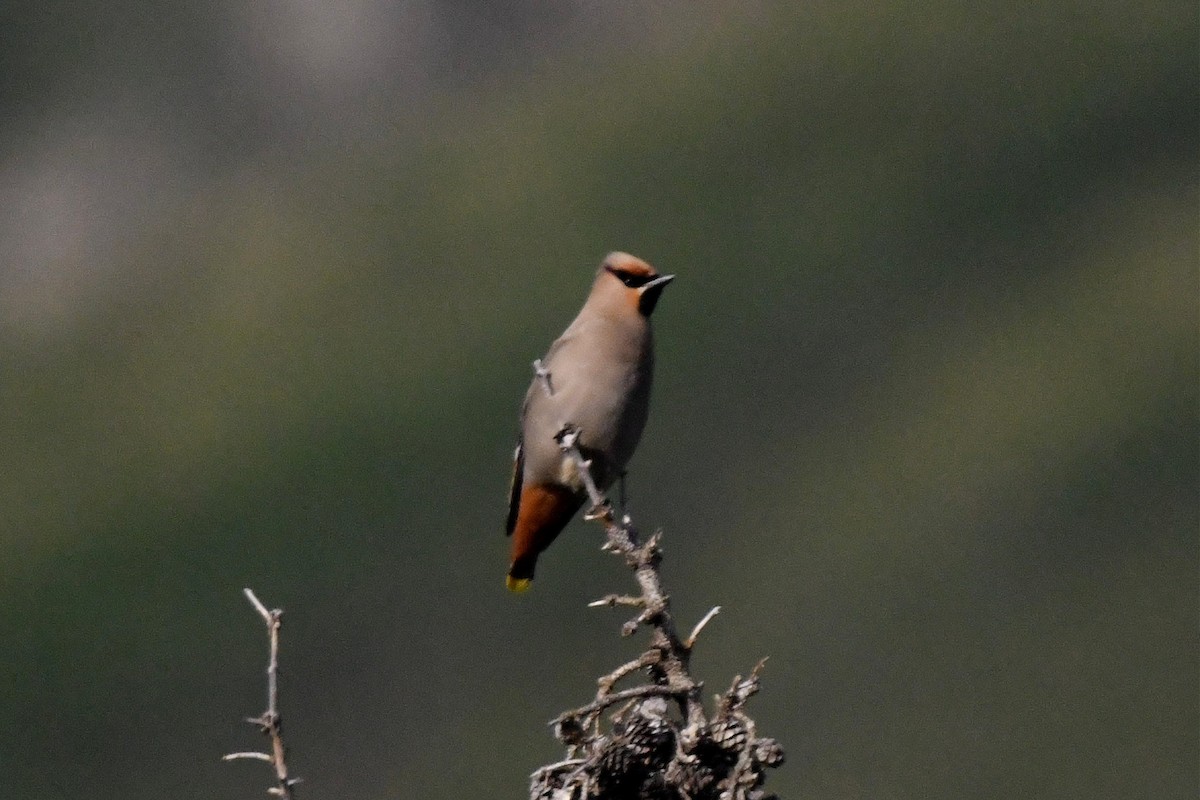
[223,588,298,800]
[555,426,707,740]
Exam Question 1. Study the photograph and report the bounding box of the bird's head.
[593,252,675,317]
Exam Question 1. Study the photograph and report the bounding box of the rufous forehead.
[602,251,657,278]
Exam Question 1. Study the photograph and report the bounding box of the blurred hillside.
[0,3,1196,799]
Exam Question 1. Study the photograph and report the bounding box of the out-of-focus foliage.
[0,3,1195,799]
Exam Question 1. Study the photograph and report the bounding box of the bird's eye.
[605,265,651,288]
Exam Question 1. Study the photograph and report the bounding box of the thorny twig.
[552,425,705,736]
[532,425,783,799]
[224,588,300,799]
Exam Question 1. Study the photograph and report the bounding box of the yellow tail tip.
[506,575,533,593]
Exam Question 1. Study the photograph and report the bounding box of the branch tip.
[242,587,271,623]
[227,588,298,800]
[685,605,721,649]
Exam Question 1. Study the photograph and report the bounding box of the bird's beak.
[639,274,675,293]
[636,274,674,316]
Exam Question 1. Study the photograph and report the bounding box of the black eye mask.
[604,265,655,288]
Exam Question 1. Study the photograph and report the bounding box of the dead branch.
[224,588,301,799]
[531,425,783,799]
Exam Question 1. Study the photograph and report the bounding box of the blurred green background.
[1,3,1195,798]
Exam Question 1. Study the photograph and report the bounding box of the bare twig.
[224,588,300,800]
[554,425,605,510]
[532,757,587,781]
[533,358,554,396]
[555,684,683,728]
[224,752,273,763]
[686,605,722,649]
[529,425,782,799]
[552,425,704,731]
[587,594,644,608]
[597,651,660,696]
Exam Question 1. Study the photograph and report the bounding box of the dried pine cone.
[751,738,785,768]
[637,773,679,800]
[707,717,749,758]
[622,712,674,767]
[555,716,588,747]
[665,758,717,797]
[596,740,641,791]
[596,712,675,795]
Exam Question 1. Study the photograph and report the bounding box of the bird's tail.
[506,482,582,594]
[506,574,532,593]
[506,555,536,593]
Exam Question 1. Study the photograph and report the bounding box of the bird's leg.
[617,470,629,520]
[532,358,554,396]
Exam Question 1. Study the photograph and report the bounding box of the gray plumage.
[506,252,673,588]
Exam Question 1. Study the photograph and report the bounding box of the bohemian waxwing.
[505,252,674,591]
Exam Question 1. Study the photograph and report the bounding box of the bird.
[505,252,674,592]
